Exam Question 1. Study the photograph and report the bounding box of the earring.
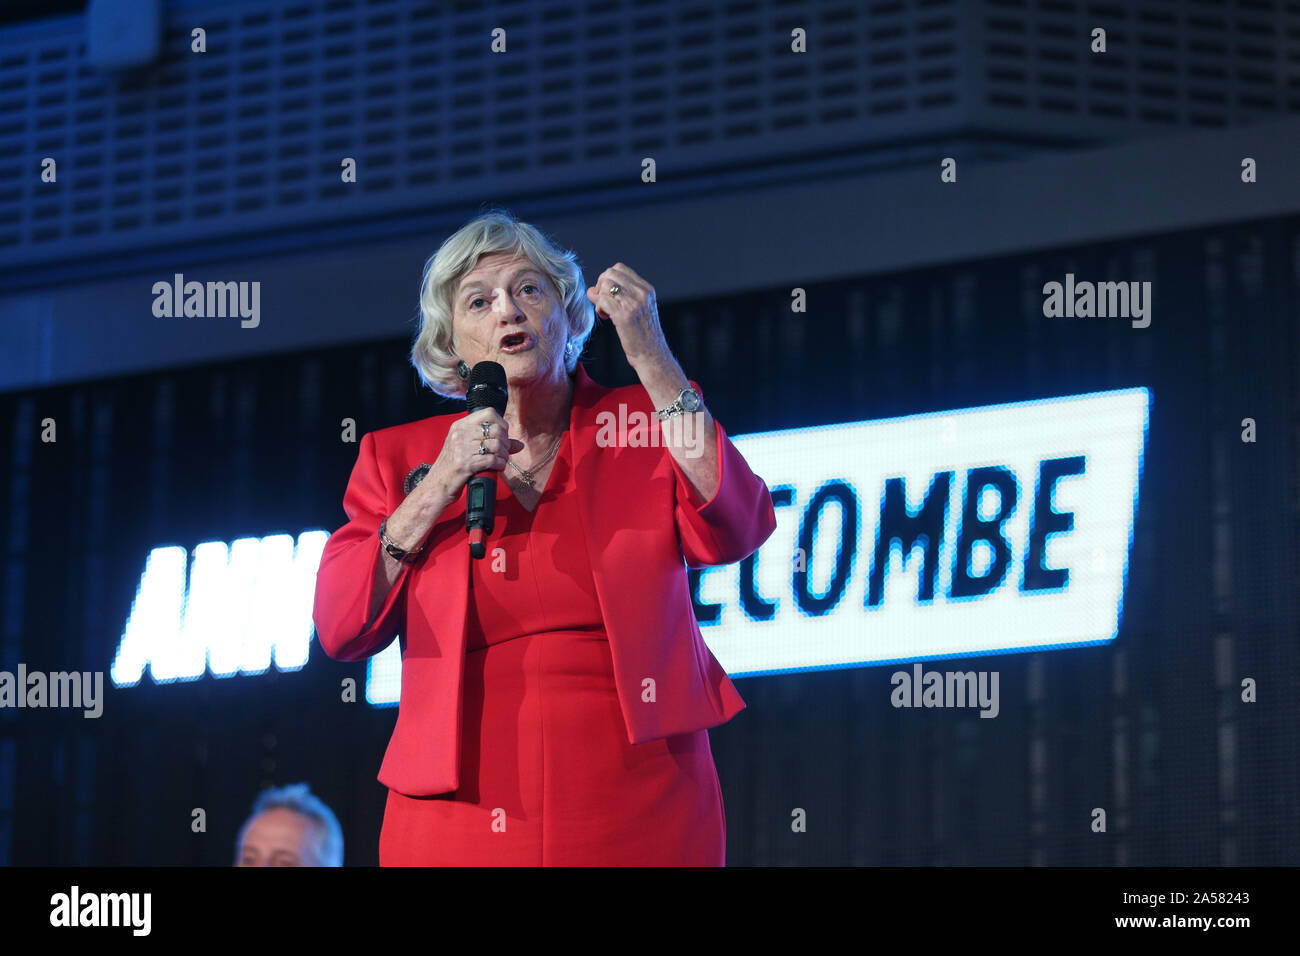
[456,360,470,380]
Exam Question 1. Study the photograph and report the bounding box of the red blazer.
[312,362,776,796]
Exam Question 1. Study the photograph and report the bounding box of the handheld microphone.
[465,361,508,559]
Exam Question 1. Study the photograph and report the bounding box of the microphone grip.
[465,471,496,559]
[468,527,487,560]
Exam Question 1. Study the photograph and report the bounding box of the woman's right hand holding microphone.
[383,407,523,557]
[426,407,524,502]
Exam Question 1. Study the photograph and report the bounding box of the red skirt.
[378,629,726,866]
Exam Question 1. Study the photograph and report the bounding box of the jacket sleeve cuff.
[360,535,413,637]
[669,400,777,567]
[670,411,726,514]
[313,431,412,661]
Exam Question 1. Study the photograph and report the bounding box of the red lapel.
[402,362,617,753]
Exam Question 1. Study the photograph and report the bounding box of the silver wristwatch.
[655,385,703,421]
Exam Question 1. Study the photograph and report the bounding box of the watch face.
[681,388,701,412]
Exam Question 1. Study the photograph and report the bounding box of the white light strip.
[113,388,1147,701]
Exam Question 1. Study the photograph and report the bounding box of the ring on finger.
[481,422,492,438]
[478,439,488,455]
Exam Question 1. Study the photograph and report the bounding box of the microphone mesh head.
[466,361,508,414]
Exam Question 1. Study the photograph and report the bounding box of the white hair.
[411,208,596,398]
[235,782,343,867]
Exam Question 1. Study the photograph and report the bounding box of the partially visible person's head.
[412,208,596,398]
[234,783,343,867]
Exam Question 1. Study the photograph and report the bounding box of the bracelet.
[378,516,424,564]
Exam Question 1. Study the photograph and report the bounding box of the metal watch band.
[655,385,701,421]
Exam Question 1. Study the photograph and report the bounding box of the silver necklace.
[509,431,564,487]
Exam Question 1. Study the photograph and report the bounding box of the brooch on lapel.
[403,462,433,496]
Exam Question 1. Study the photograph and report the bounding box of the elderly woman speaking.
[312,211,775,866]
